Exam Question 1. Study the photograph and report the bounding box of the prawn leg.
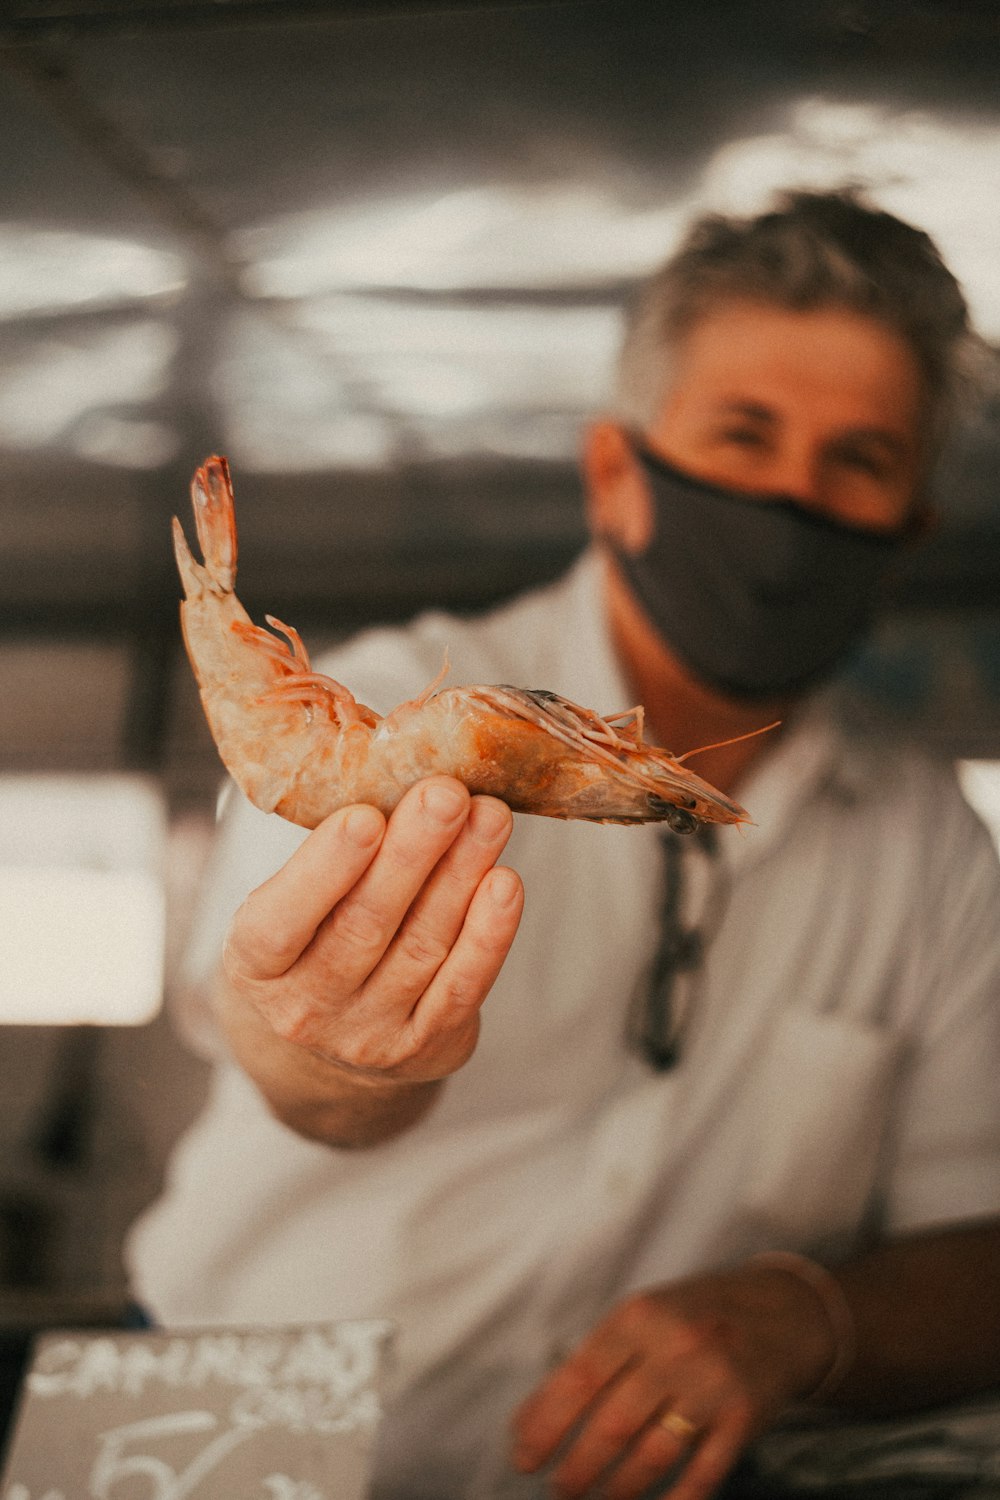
[173,456,752,831]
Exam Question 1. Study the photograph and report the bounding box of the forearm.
[824,1218,1000,1414]
[215,970,443,1148]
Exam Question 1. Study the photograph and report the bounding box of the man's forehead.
[676,298,918,368]
[658,306,926,433]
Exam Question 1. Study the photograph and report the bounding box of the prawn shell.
[174,454,752,831]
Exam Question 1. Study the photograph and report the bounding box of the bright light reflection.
[72,412,179,469]
[218,309,396,469]
[0,228,186,318]
[222,299,617,469]
[296,296,619,414]
[958,761,1000,854]
[223,97,1000,473]
[240,186,687,296]
[701,99,1000,340]
[240,99,1000,339]
[0,321,177,448]
[0,775,166,1025]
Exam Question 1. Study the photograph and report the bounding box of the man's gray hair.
[615,188,978,444]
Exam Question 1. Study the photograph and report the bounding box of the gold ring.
[659,1410,698,1442]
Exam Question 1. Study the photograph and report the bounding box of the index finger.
[224,802,386,983]
[513,1334,633,1472]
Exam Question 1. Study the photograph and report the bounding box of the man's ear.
[581,420,654,553]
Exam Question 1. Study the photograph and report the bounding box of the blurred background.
[0,0,998,1436]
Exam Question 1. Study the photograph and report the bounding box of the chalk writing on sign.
[0,1321,392,1500]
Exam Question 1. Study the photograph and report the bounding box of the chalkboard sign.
[0,1320,393,1500]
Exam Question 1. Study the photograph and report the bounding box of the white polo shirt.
[127,552,1000,1500]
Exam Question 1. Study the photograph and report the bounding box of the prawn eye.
[649,798,698,834]
[667,807,698,835]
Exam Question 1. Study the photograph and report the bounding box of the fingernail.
[344,805,383,847]
[469,797,510,842]
[421,782,466,822]
[489,868,520,907]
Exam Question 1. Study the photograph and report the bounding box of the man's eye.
[719,427,766,448]
[835,447,889,479]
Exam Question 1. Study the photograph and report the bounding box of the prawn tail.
[175,454,238,600]
[171,514,204,601]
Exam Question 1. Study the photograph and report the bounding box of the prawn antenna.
[675,720,781,765]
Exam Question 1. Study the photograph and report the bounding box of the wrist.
[276,1072,443,1148]
[749,1250,857,1404]
[242,1012,445,1143]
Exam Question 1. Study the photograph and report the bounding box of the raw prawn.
[173,456,751,833]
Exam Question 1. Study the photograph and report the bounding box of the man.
[128,190,1000,1499]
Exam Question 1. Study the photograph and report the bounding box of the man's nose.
[768,447,826,510]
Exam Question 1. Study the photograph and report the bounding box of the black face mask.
[609,443,907,701]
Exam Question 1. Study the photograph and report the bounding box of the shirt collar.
[717,695,845,872]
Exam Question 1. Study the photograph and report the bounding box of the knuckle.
[335,1033,374,1070]
[333,1020,394,1071]
[395,920,451,974]
[225,892,276,974]
[591,1404,641,1447]
[337,1035,388,1074]
[246,985,332,1058]
[269,998,315,1048]
[330,895,387,953]
[336,1013,429,1074]
[433,969,484,1018]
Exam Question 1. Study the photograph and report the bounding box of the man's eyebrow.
[715,400,776,423]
